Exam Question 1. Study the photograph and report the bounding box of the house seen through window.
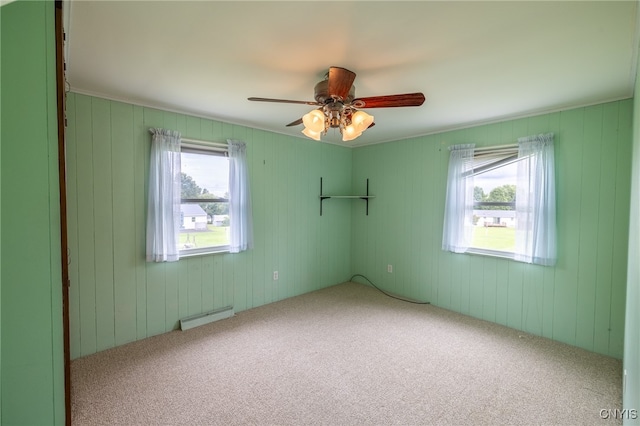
[180,146,230,254]
[471,160,518,255]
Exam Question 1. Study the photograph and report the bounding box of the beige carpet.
[71,282,622,425]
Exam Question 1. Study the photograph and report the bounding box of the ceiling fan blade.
[248,97,320,106]
[328,67,356,100]
[353,93,425,108]
[286,118,303,127]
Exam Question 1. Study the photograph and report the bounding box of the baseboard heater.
[179,306,234,331]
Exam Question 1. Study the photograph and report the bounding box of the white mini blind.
[472,144,519,176]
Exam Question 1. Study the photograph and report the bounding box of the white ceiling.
[66,1,639,147]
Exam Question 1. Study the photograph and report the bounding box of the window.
[470,151,519,256]
[179,144,230,255]
[442,133,557,266]
[146,129,253,263]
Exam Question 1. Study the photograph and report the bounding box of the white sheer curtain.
[146,128,181,262]
[442,144,476,253]
[514,133,557,266]
[228,139,253,253]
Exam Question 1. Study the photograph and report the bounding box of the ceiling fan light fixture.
[351,110,374,132]
[302,127,322,141]
[302,109,325,133]
[341,125,362,142]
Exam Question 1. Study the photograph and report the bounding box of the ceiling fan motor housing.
[314,79,357,128]
[314,80,356,104]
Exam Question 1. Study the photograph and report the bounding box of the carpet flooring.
[71,282,622,425]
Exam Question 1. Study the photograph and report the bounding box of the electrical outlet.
[273,271,279,281]
[387,264,393,273]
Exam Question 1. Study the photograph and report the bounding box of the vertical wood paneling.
[467,256,483,318]
[575,105,603,350]
[506,262,524,330]
[133,105,148,339]
[593,102,619,353]
[494,259,509,326]
[201,256,215,312]
[146,262,166,336]
[318,145,331,291]
[213,255,224,309]
[111,101,137,346]
[276,135,290,300]
[610,99,633,358]
[66,94,81,359]
[482,258,497,323]
[92,98,116,352]
[522,265,543,335]
[391,141,406,291]
[625,74,640,412]
[430,134,446,306]
[67,94,353,358]
[244,127,256,305]
[351,100,631,358]
[74,94,97,356]
[552,108,583,347]
[291,139,303,296]
[250,129,266,308]
[187,257,203,315]
[368,147,381,287]
[175,261,188,322]
[67,93,631,360]
[406,139,419,298]
[352,149,366,273]
[164,262,179,331]
[285,135,297,296]
[1,3,65,422]
[263,130,276,303]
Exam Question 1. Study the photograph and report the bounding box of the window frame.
[179,142,230,257]
[466,147,519,259]
[443,135,556,266]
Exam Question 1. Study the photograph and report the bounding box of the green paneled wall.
[623,47,640,423]
[69,94,633,361]
[351,100,632,358]
[65,93,353,358]
[1,4,3,421]
[1,1,65,424]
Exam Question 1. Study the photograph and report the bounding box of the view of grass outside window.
[471,161,517,254]
[180,149,230,254]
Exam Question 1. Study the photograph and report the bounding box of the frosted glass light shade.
[351,110,374,132]
[302,127,322,141]
[342,124,362,141]
[302,109,325,133]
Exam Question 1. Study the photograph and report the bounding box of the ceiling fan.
[248,66,425,142]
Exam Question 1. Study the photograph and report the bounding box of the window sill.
[179,245,230,258]
[465,248,515,261]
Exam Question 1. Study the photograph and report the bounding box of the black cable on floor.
[349,274,431,305]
